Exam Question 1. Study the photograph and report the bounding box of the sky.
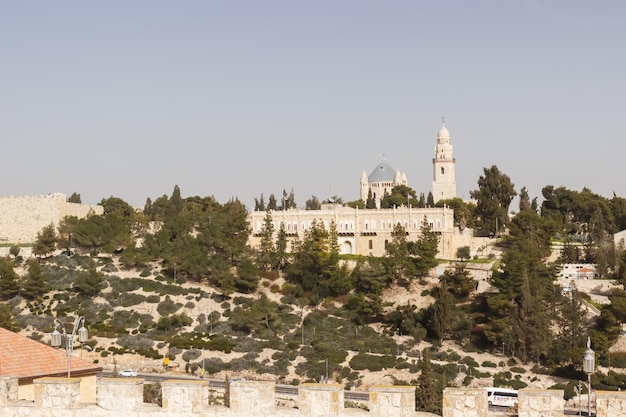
[2,1,626,209]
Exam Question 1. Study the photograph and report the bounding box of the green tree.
[235,257,260,293]
[57,215,79,250]
[409,218,440,276]
[33,223,58,257]
[267,194,278,210]
[275,222,289,271]
[380,185,419,208]
[305,195,321,210]
[285,220,339,302]
[254,193,266,211]
[440,264,475,300]
[256,210,277,271]
[73,267,105,296]
[0,304,16,331]
[366,189,377,209]
[67,192,82,203]
[435,197,476,231]
[21,258,48,300]
[0,258,19,300]
[384,223,415,281]
[9,245,20,259]
[415,350,442,414]
[456,246,470,260]
[432,279,456,341]
[470,165,517,236]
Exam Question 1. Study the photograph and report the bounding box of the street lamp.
[583,337,595,417]
[51,316,88,378]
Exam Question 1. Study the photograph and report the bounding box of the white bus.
[486,387,518,407]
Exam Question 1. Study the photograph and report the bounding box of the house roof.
[0,327,101,384]
[578,267,595,273]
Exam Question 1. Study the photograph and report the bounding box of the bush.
[349,353,396,371]
[510,366,526,374]
[482,361,498,368]
[157,297,181,315]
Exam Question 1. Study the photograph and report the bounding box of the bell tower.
[432,118,456,203]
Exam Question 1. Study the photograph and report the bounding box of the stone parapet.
[7,379,626,417]
[369,385,415,417]
[229,380,276,415]
[299,383,343,417]
[596,390,626,417]
[162,379,210,413]
[442,387,487,417]
[97,377,144,411]
[34,377,81,409]
[517,389,564,417]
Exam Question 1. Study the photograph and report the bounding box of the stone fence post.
[369,385,415,417]
[0,377,18,406]
[517,389,563,417]
[299,383,343,417]
[97,377,144,411]
[229,380,275,415]
[596,390,626,417]
[162,379,210,413]
[34,377,81,409]
[442,388,488,417]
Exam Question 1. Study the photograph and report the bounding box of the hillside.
[8,252,585,394]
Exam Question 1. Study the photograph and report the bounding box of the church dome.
[368,161,398,182]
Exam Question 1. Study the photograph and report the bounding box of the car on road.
[119,369,137,377]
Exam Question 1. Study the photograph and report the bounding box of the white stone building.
[432,121,457,203]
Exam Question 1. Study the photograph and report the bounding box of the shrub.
[510,366,526,374]
[482,361,498,368]
[349,353,396,371]
[157,297,181,315]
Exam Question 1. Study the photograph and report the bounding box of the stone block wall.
[0,193,102,244]
[2,377,626,417]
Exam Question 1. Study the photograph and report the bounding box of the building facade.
[248,204,460,259]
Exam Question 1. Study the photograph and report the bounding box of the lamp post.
[51,316,88,378]
[583,337,595,416]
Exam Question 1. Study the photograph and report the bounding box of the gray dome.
[368,161,398,182]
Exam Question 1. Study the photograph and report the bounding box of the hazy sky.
[2,1,625,209]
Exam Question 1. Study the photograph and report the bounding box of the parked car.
[119,369,137,377]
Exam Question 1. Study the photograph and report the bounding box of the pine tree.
[0,258,19,300]
[416,350,442,414]
[366,189,377,209]
[257,210,276,271]
[432,279,456,341]
[21,258,49,300]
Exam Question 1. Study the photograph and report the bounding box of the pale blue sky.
[2,1,625,209]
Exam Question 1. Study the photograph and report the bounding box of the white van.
[486,387,518,407]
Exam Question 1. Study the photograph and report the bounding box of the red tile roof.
[0,327,101,384]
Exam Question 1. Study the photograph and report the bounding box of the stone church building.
[248,122,486,259]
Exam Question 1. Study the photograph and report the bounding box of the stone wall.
[1,377,623,417]
[0,193,102,245]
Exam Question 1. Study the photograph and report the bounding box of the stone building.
[248,122,472,260]
[359,159,408,209]
[432,121,456,203]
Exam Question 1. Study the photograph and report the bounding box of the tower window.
[369,240,373,249]
[441,167,445,175]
